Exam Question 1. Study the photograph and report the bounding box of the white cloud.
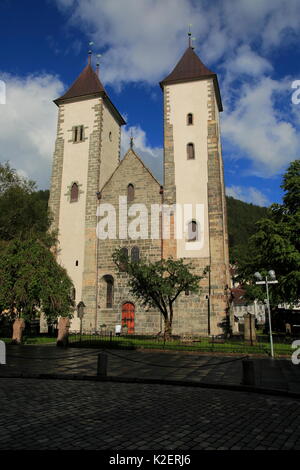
[55,0,300,85]
[226,185,270,207]
[121,125,163,182]
[222,77,300,176]
[0,73,64,188]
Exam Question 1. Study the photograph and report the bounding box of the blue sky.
[1,0,300,206]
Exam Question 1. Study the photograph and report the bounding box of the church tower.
[48,53,125,331]
[160,41,230,335]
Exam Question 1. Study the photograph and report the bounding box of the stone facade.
[48,50,230,337]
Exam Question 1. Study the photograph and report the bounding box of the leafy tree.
[226,196,269,264]
[237,160,300,307]
[0,238,74,342]
[113,249,204,338]
[0,162,54,246]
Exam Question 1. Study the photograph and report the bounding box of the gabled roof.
[54,62,126,125]
[99,148,161,194]
[160,47,223,112]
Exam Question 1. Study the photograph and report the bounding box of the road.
[1,378,300,450]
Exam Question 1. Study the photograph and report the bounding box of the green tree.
[237,160,300,306]
[113,249,204,338]
[0,162,54,246]
[0,238,74,343]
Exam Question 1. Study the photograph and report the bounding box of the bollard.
[242,358,255,386]
[97,353,108,377]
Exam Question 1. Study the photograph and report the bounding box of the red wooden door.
[122,303,135,334]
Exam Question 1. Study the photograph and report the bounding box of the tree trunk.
[12,318,25,344]
[56,317,70,347]
[164,318,172,340]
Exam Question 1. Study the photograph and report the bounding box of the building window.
[75,260,79,266]
[131,246,140,262]
[119,247,128,272]
[127,183,134,202]
[70,183,79,202]
[109,131,112,141]
[73,125,84,143]
[187,143,195,160]
[187,113,193,125]
[187,220,198,242]
[71,287,76,302]
[104,275,114,308]
[185,290,190,296]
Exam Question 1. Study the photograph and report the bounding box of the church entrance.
[122,302,135,334]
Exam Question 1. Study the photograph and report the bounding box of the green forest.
[226,196,269,263]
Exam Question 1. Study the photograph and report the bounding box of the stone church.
[48,40,230,336]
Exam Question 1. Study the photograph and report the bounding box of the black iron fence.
[68,330,295,356]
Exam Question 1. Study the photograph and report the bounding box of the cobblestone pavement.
[0,378,300,450]
[2,345,300,393]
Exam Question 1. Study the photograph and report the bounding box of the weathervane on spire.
[188,24,192,48]
[188,24,196,49]
[88,41,94,64]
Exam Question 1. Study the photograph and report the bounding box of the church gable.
[99,149,161,206]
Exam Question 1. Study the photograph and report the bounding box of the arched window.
[127,183,134,202]
[71,287,76,302]
[119,247,128,272]
[187,113,193,125]
[187,143,195,160]
[70,182,79,202]
[104,275,114,308]
[187,220,198,242]
[131,246,140,262]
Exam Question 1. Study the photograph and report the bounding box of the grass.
[68,334,293,357]
[0,336,56,345]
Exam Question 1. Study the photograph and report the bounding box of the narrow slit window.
[79,125,84,141]
[187,113,193,125]
[127,183,134,202]
[104,275,114,308]
[120,247,128,272]
[70,183,79,202]
[131,246,140,263]
[187,143,195,160]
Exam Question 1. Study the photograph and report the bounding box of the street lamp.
[77,301,86,341]
[254,270,278,358]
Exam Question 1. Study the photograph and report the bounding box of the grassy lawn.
[0,337,56,345]
[68,334,293,357]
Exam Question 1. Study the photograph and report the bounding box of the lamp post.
[254,271,278,358]
[77,301,86,342]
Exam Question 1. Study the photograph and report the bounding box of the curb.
[0,372,300,399]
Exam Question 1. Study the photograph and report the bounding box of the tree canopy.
[237,160,300,306]
[0,238,74,323]
[0,162,53,246]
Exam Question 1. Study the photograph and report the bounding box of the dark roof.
[160,47,223,111]
[230,288,246,306]
[54,63,126,125]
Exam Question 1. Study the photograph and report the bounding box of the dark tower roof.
[54,62,126,125]
[160,47,223,111]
